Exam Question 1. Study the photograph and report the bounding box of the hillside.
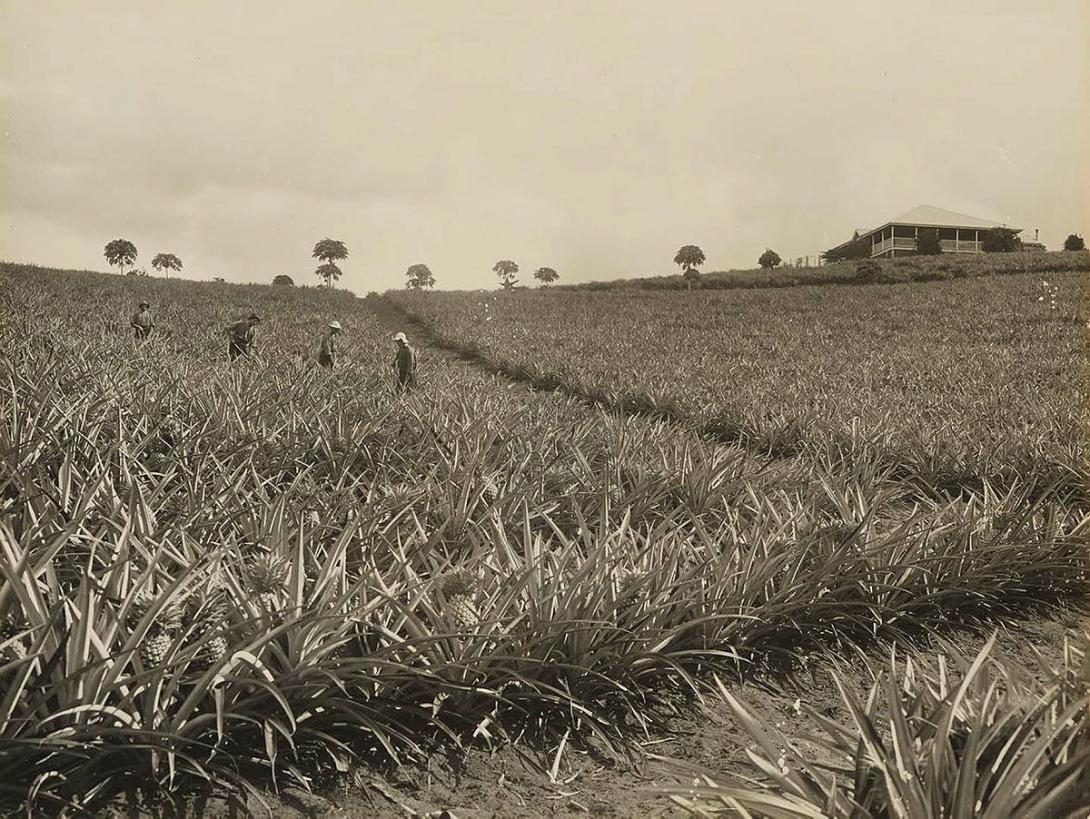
[1,261,1087,816]
[560,249,1090,292]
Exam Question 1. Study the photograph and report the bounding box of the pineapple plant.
[377,482,418,527]
[127,592,184,668]
[440,569,479,632]
[156,414,180,451]
[615,568,648,620]
[247,552,289,614]
[159,494,188,523]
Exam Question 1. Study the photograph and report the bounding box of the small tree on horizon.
[152,252,183,277]
[104,239,137,275]
[313,238,348,287]
[1063,233,1085,251]
[315,263,342,286]
[534,266,559,286]
[494,259,519,290]
[674,245,705,290]
[916,229,942,255]
[406,263,436,290]
[273,274,295,286]
[758,249,782,269]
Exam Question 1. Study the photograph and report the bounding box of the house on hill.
[828,205,1021,259]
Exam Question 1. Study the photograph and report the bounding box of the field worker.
[392,331,417,389]
[318,320,342,370]
[225,313,261,360]
[131,301,154,340]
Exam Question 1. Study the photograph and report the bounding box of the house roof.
[887,205,1011,230]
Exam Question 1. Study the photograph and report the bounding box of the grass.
[0,260,1086,814]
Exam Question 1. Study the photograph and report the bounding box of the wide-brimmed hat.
[138,301,150,309]
[329,320,342,330]
[393,332,407,343]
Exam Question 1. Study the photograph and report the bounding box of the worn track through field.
[364,293,800,480]
[368,294,707,421]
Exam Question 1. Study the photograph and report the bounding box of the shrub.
[854,259,882,281]
[981,227,1022,253]
[917,228,942,255]
[1063,233,1085,251]
[273,274,294,286]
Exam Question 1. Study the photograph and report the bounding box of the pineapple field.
[1,259,1088,816]
[389,254,1090,500]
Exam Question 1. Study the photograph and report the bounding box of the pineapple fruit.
[127,592,184,668]
[197,631,229,666]
[141,629,174,668]
[189,592,230,667]
[616,568,647,619]
[1,615,28,663]
[481,474,500,506]
[440,569,479,632]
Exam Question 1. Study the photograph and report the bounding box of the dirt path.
[365,294,800,480]
[367,295,517,372]
[367,295,704,422]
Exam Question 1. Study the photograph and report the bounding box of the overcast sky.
[2,1,1088,291]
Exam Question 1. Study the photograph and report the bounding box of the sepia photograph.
[1,1,1088,816]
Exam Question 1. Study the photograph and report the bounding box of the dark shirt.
[395,344,416,374]
[227,320,256,347]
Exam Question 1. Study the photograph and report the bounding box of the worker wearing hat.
[225,313,261,360]
[318,320,342,370]
[392,331,416,389]
[130,300,154,340]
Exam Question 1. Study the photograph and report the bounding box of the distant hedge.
[559,251,1090,292]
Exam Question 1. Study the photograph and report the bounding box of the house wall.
[869,224,988,258]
